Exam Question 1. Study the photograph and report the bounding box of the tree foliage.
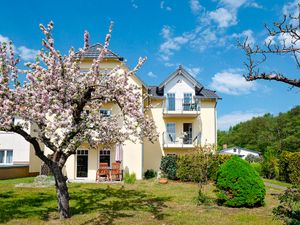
[0,21,157,218]
[218,106,300,154]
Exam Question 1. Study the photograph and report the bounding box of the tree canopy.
[218,106,300,154]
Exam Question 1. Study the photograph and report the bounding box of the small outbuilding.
[219,147,260,159]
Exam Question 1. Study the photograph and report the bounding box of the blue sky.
[0,0,299,130]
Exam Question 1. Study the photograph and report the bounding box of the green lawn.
[0,177,283,225]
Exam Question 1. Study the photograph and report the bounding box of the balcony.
[163,98,200,117]
[162,132,201,148]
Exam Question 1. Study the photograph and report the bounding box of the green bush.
[261,150,279,179]
[144,169,157,179]
[176,152,232,182]
[216,156,266,207]
[251,162,262,176]
[124,172,136,184]
[279,151,300,185]
[245,154,262,163]
[273,188,300,225]
[160,155,177,180]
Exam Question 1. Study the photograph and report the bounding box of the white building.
[219,147,260,159]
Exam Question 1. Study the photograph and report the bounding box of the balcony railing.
[162,132,201,148]
[163,98,200,114]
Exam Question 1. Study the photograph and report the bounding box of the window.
[167,93,175,111]
[183,93,192,111]
[166,123,176,144]
[76,150,88,178]
[0,150,13,164]
[100,109,112,117]
[100,149,111,166]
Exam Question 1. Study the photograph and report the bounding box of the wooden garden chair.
[111,162,122,181]
[96,163,109,182]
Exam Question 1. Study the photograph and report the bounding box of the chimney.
[223,144,228,149]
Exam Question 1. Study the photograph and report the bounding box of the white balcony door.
[167,93,175,111]
[166,123,176,144]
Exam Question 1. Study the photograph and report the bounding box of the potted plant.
[159,172,168,184]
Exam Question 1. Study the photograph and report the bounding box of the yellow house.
[43,44,220,181]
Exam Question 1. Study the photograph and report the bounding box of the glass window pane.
[6,151,13,164]
[0,151,4,163]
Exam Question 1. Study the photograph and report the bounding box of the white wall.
[164,74,195,99]
[0,118,31,164]
[222,148,260,159]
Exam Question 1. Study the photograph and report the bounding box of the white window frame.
[0,149,13,165]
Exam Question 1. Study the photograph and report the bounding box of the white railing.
[162,132,201,147]
[163,98,200,113]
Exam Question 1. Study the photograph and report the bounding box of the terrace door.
[76,150,88,178]
[183,123,192,144]
[166,123,176,144]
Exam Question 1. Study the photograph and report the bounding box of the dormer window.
[100,109,112,117]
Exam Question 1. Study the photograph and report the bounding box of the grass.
[0,177,284,225]
[263,178,293,188]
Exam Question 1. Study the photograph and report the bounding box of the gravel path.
[264,182,288,191]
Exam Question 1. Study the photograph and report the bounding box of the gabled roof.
[78,43,124,61]
[159,65,203,89]
[148,65,221,100]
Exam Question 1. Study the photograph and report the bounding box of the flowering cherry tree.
[0,21,157,219]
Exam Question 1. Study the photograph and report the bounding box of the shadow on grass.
[0,185,170,224]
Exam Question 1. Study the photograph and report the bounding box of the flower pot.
[159,178,168,184]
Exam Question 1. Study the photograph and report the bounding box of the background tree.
[0,21,157,219]
[239,4,300,88]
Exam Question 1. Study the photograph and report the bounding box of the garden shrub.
[176,152,232,182]
[124,172,136,184]
[160,155,177,180]
[144,169,157,179]
[216,156,266,207]
[251,162,262,176]
[245,154,262,163]
[261,149,279,179]
[279,151,300,185]
[273,188,300,225]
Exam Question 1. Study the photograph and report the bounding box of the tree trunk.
[51,163,70,219]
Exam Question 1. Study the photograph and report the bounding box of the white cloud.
[186,66,202,77]
[147,71,157,78]
[0,34,10,43]
[220,0,247,8]
[159,26,194,61]
[17,46,38,61]
[209,69,257,95]
[209,8,237,28]
[232,29,255,46]
[283,0,299,16]
[0,34,38,61]
[190,0,201,13]
[160,1,172,11]
[246,2,263,9]
[218,110,265,130]
[131,0,138,9]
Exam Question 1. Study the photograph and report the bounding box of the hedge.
[216,156,266,207]
[278,151,300,185]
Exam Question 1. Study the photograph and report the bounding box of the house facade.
[0,118,41,179]
[55,44,220,181]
